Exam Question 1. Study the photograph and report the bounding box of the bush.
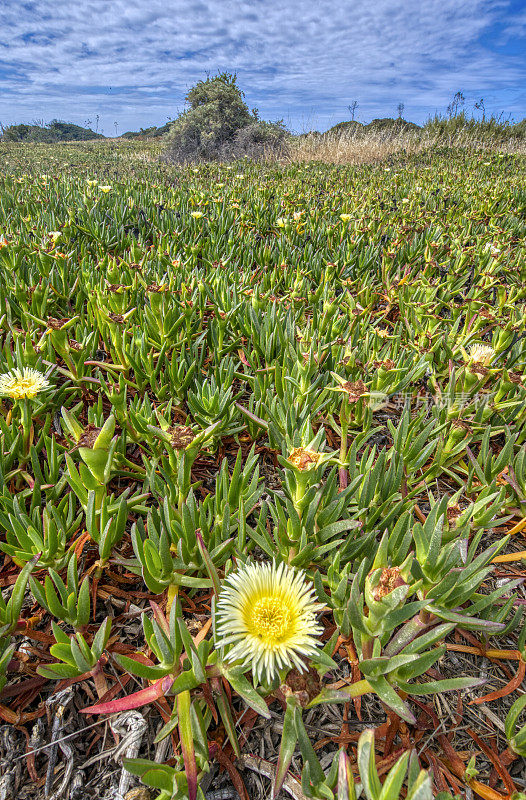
[227,120,290,160]
[422,112,524,143]
[122,123,172,140]
[165,72,254,162]
[328,120,364,136]
[365,118,421,133]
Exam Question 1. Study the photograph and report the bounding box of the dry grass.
[288,127,526,164]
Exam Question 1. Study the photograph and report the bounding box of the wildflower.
[47,231,61,242]
[485,243,500,256]
[216,560,323,683]
[0,367,49,400]
[190,211,204,219]
[276,217,288,228]
[467,343,495,366]
[98,185,112,193]
[340,214,352,222]
[293,211,304,221]
[287,447,320,471]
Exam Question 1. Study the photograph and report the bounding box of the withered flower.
[77,424,103,449]
[372,359,395,371]
[47,317,70,330]
[287,447,321,471]
[168,425,196,450]
[372,567,406,602]
[341,379,368,403]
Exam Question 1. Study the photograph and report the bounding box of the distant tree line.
[0,119,104,143]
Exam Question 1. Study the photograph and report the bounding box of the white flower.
[190,211,204,219]
[0,367,50,399]
[467,343,495,366]
[216,561,323,683]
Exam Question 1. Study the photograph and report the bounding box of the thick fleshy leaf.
[426,605,505,631]
[224,669,270,718]
[397,676,485,695]
[368,677,416,724]
[337,749,357,800]
[80,675,174,714]
[178,690,197,800]
[114,653,171,680]
[273,696,299,798]
[358,729,382,800]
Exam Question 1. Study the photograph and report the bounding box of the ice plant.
[216,560,323,683]
[467,343,495,366]
[286,447,320,471]
[0,367,49,399]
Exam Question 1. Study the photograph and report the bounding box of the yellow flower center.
[8,378,40,398]
[250,596,291,641]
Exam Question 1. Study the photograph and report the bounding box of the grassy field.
[0,140,525,800]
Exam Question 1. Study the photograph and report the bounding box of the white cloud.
[0,0,524,132]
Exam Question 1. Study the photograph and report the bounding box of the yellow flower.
[467,343,495,366]
[287,447,321,471]
[340,214,352,222]
[216,561,323,683]
[0,367,50,399]
[48,231,61,242]
[190,211,204,219]
[98,185,112,193]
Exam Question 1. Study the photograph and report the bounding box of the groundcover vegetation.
[0,141,525,799]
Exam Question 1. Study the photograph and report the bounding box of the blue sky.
[0,0,525,134]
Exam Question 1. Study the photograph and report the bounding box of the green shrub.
[164,72,254,162]
[227,120,290,160]
[422,112,525,142]
[366,117,421,133]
